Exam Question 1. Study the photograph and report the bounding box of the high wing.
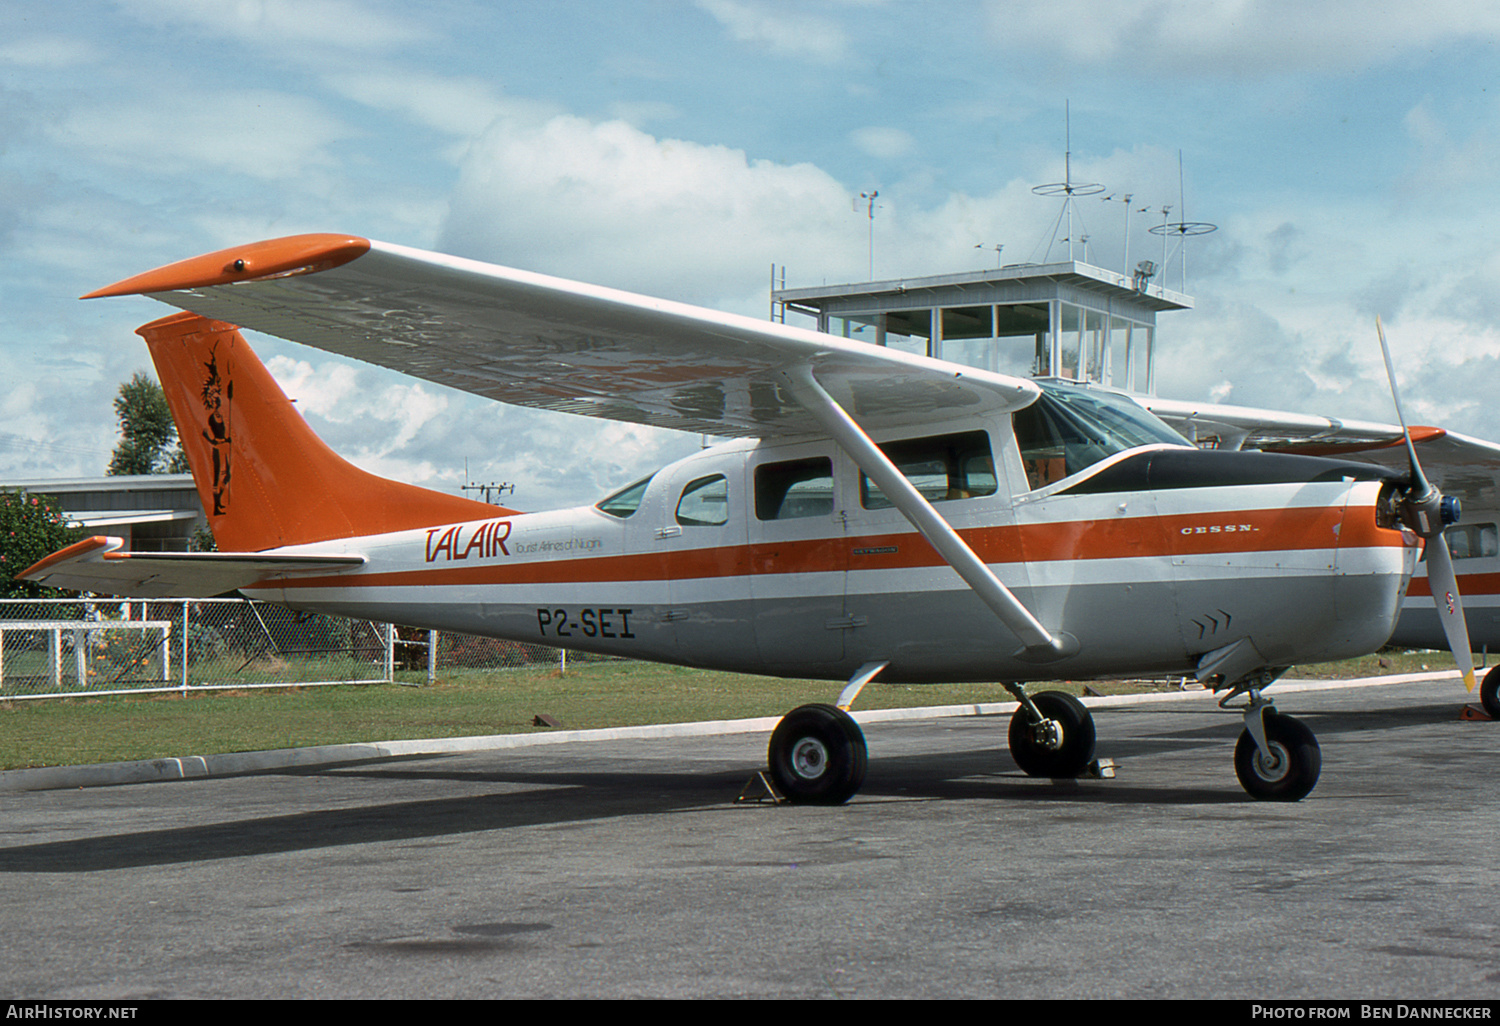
[1141,395,1500,511]
[25,536,366,598]
[85,233,1041,437]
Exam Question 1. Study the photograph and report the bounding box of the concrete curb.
[0,670,1470,793]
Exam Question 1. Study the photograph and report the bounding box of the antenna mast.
[1031,101,1104,263]
[1148,150,1217,293]
[859,189,879,279]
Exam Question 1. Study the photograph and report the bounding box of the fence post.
[427,630,437,686]
[181,599,190,693]
[384,622,395,682]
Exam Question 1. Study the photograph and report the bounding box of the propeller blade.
[1425,538,1477,692]
[1376,317,1473,690]
[1376,315,1432,498]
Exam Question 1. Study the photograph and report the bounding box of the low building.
[0,474,206,552]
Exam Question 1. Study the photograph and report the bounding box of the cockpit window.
[596,475,654,519]
[1013,382,1189,490]
[676,475,729,526]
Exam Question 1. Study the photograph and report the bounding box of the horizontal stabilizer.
[20,536,365,598]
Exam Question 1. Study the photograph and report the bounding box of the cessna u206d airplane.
[21,234,1482,804]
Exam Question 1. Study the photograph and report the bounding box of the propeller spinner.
[1376,317,1476,692]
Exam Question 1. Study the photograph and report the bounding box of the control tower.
[773,260,1191,397]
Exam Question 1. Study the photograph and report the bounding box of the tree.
[0,490,80,598]
[108,371,188,476]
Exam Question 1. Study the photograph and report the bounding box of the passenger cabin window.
[1441,523,1498,560]
[756,458,834,520]
[596,475,654,519]
[1012,381,1188,490]
[676,475,729,526]
[860,431,997,510]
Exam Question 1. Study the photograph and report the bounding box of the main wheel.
[1007,691,1096,778]
[767,703,868,805]
[1234,710,1320,801]
[1480,666,1500,720]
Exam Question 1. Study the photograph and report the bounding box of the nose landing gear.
[1223,684,1321,801]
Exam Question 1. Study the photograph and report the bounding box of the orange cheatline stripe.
[1407,572,1500,598]
[264,503,1404,591]
[82,234,371,299]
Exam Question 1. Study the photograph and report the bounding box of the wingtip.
[19,535,123,580]
[82,233,371,299]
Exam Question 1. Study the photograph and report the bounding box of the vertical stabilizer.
[140,312,514,552]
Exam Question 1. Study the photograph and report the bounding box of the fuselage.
[246,411,1417,685]
[1394,515,1500,651]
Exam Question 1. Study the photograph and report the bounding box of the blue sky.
[4,0,1500,510]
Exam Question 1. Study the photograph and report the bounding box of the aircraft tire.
[767,703,868,805]
[1234,710,1320,801]
[1007,691,1096,778]
[1480,666,1500,720]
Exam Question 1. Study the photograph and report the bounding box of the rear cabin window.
[756,457,834,520]
[860,431,997,510]
[1442,523,1498,560]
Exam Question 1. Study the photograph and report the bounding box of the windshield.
[596,474,654,518]
[1013,382,1189,490]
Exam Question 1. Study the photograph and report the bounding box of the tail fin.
[141,312,515,552]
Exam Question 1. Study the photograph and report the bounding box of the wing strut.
[782,367,1072,662]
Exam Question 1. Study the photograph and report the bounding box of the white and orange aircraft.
[21,234,1482,803]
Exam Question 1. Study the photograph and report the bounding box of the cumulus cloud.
[694,0,852,63]
[850,126,915,160]
[984,0,1500,76]
[48,90,353,181]
[0,35,99,68]
[326,71,556,140]
[438,113,871,309]
[122,0,432,52]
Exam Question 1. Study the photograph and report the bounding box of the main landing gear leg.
[1003,683,1097,779]
[1222,682,1321,802]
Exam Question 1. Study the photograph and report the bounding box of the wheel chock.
[1086,758,1117,779]
[736,771,786,804]
[1459,704,1493,722]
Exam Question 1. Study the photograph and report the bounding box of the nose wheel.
[1233,704,1321,801]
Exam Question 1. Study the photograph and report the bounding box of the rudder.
[140,312,514,552]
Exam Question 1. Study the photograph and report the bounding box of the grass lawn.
[0,650,1468,771]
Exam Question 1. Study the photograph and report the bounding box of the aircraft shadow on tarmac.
[0,700,1468,875]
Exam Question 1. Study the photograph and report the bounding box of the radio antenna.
[1148,150,1217,292]
[1031,101,1105,263]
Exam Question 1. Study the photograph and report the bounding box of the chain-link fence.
[0,598,572,700]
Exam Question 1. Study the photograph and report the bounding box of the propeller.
[1376,316,1476,692]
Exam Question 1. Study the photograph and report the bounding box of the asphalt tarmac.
[1,675,1497,1001]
